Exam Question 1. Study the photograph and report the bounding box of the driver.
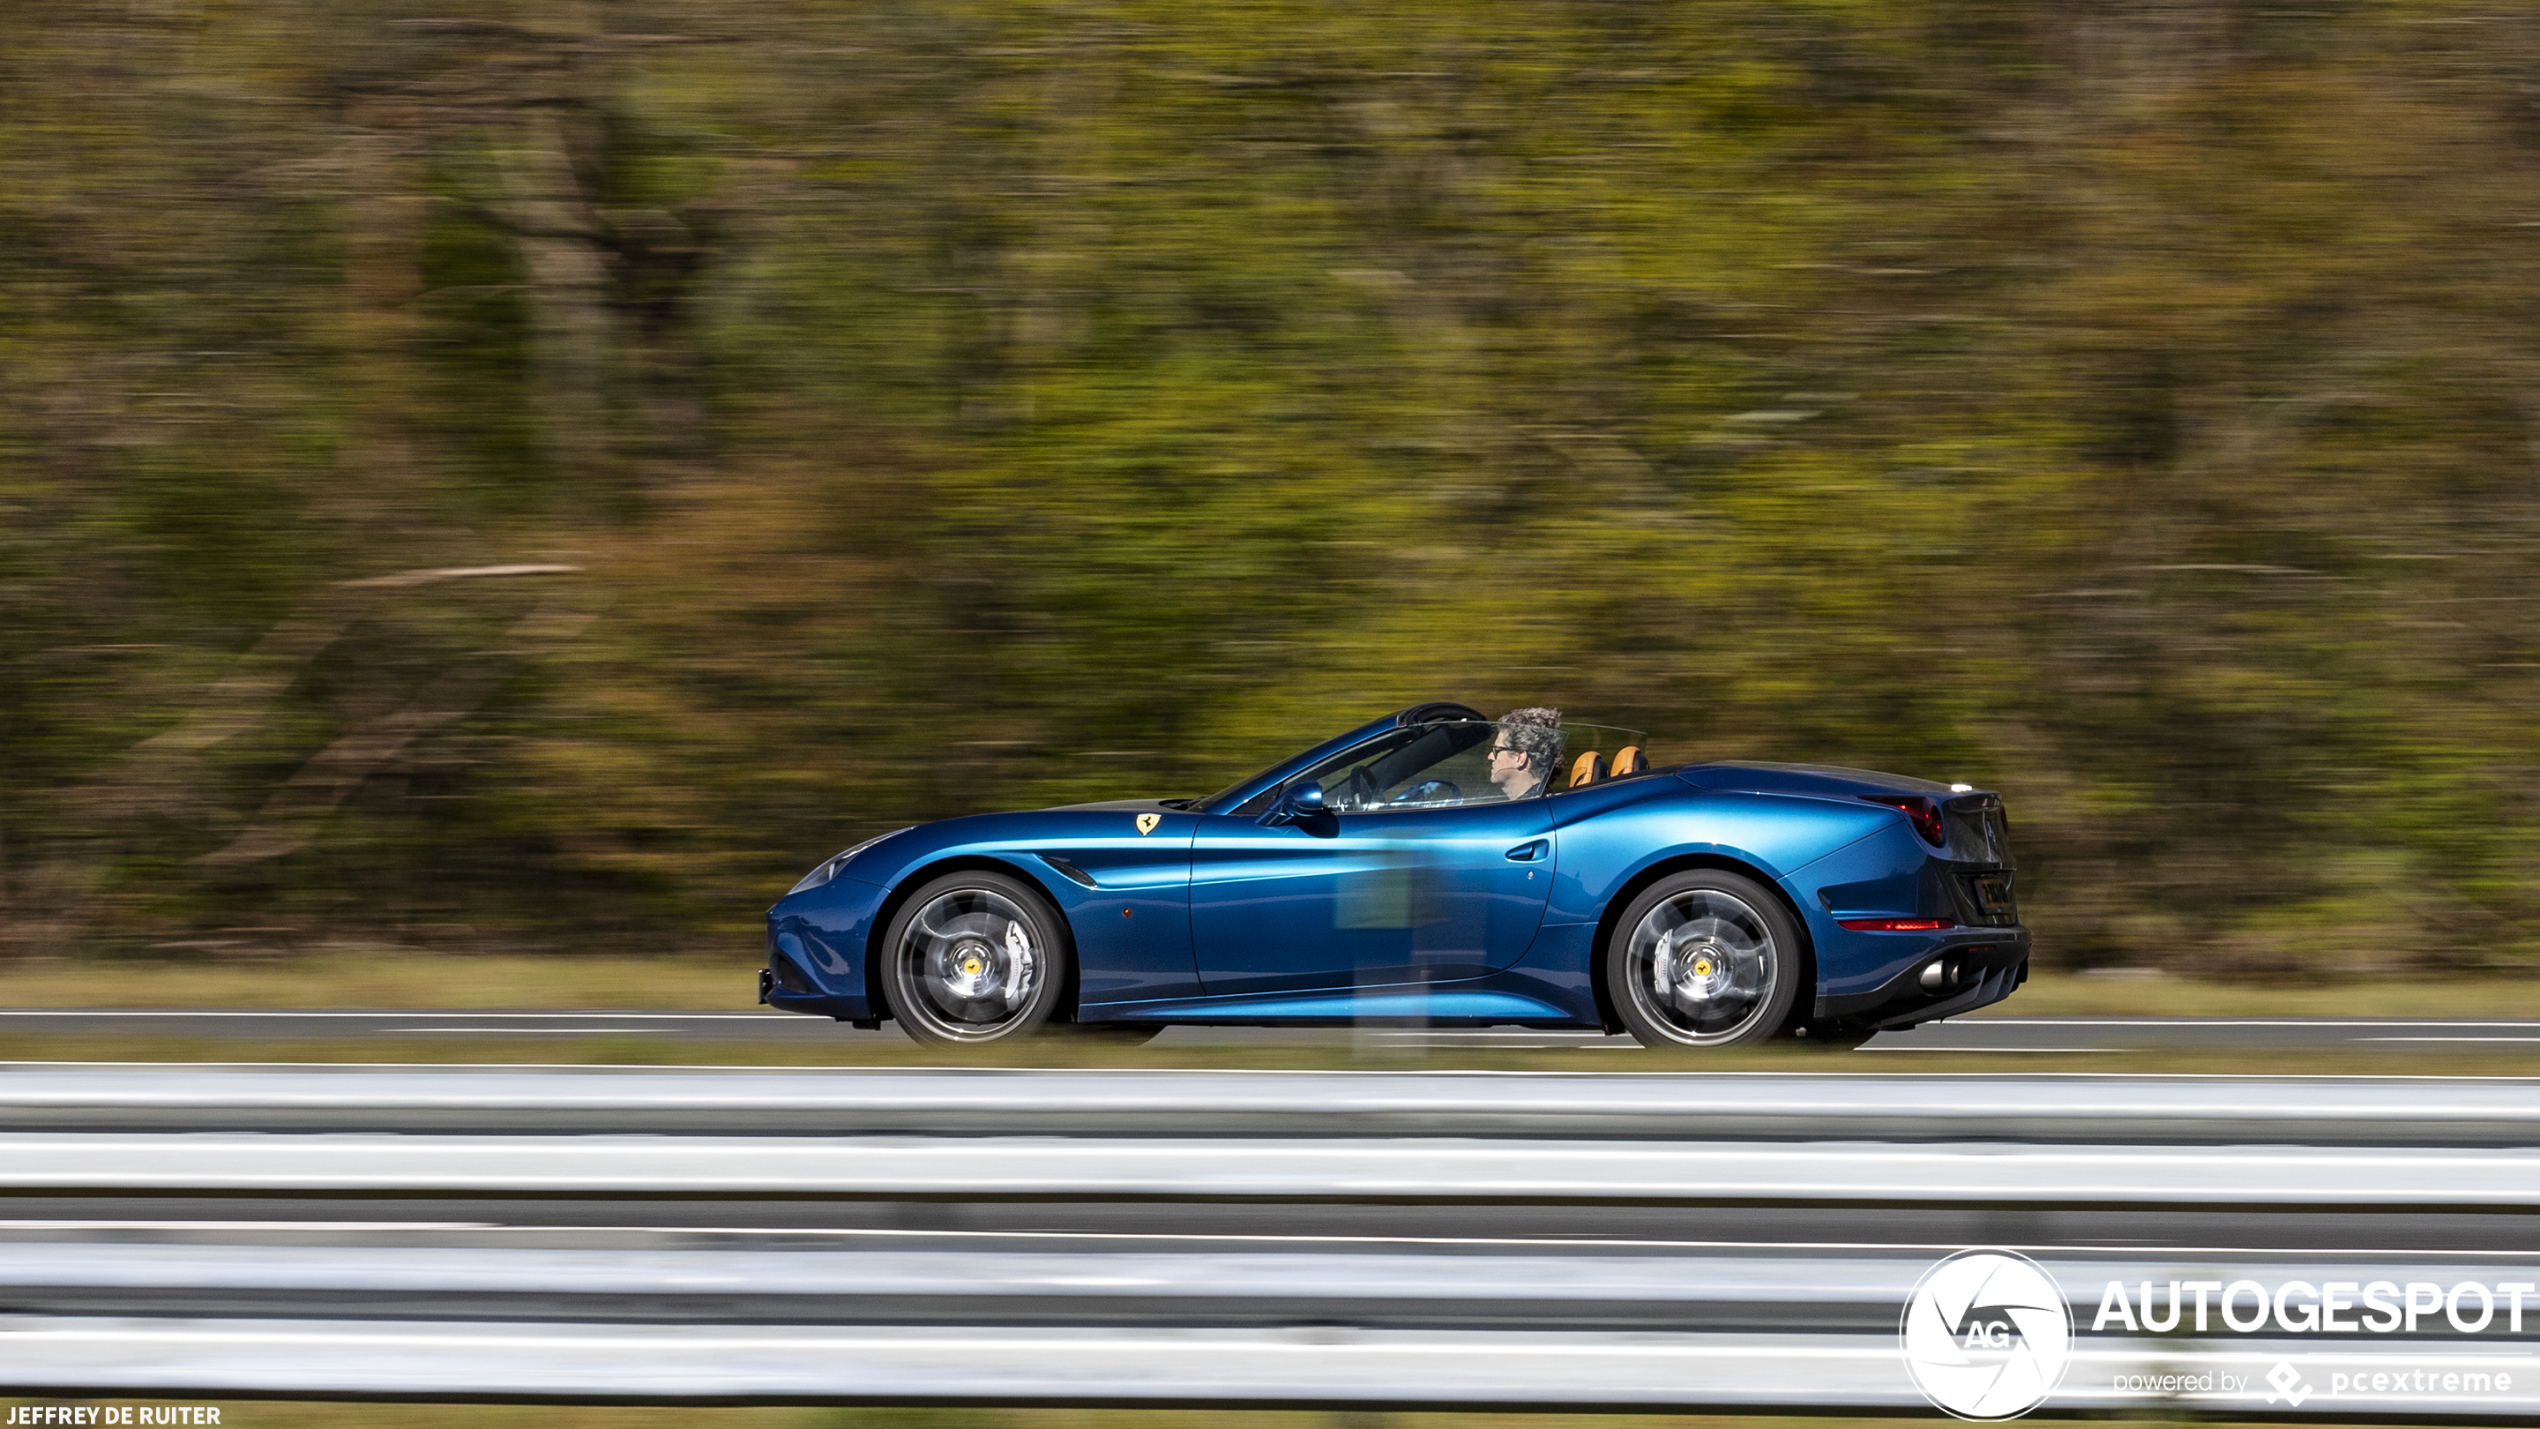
[1487,706,1563,800]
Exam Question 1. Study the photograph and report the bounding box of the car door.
[1189,725,1557,995]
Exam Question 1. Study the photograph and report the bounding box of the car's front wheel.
[1604,870,1802,1048]
[884,871,1071,1046]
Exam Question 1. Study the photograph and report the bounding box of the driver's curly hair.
[1497,706,1564,780]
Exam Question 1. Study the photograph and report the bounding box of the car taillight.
[1859,793,1945,846]
[1837,916,1958,932]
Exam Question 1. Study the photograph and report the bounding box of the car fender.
[1543,781,1891,926]
[789,805,1208,1010]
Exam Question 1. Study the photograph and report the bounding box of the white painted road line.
[1854,1046,2100,1054]
[0,1010,801,1019]
[393,1028,672,1035]
[1960,1018,2540,1028]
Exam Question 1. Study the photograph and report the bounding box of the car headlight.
[787,828,909,895]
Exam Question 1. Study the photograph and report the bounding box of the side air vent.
[1043,856,1099,889]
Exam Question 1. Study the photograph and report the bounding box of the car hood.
[1677,760,1964,800]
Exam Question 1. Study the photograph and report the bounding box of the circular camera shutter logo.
[1901,1249,2073,1420]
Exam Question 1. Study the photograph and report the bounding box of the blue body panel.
[1187,797,1554,995]
[763,711,2031,1031]
[767,874,890,1021]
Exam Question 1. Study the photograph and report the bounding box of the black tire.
[883,870,1072,1046]
[1602,869,1803,1048]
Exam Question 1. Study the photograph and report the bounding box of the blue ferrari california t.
[760,702,2029,1047]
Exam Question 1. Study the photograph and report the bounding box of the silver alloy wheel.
[896,887,1043,1042]
[1621,887,1779,1044]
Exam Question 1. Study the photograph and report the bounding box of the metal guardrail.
[8,1317,2537,1414]
[0,1131,2534,1207]
[2,1065,2537,1142]
[4,1244,2531,1326]
[3,1067,2538,1415]
[0,1319,2137,1410]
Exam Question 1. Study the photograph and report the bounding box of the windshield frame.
[1190,712,1410,816]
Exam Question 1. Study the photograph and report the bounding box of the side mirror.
[1259,779,1327,826]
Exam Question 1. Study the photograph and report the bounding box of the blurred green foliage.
[6,0,2540,976]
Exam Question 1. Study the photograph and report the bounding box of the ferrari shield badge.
[1136,813,1162,836]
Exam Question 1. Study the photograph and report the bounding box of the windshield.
[1197,756,1301,812]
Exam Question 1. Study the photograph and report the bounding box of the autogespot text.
[2084,1275,2535,1412]
[2093,1277,2535,1335]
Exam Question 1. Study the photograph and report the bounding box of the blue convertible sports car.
[760,703,2029,1047]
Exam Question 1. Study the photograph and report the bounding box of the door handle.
[1505,839,1548,863]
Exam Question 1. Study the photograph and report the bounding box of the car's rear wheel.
[884,871,1071,1046]
[1604,870,1801,1048]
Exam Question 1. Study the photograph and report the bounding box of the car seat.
[1610,745,1648,777]
[1566,751,1606,789]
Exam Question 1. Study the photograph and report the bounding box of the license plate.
[1970,872,2016,917]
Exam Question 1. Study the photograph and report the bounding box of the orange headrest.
[1611,745,1648,776]
[1567,751,1606,788]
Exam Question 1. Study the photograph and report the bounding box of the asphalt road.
[4,1007,2538,1051]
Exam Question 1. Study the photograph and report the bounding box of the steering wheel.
[1389,778,1460,806]
[1334,765,1382,812]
